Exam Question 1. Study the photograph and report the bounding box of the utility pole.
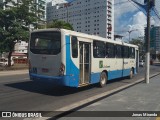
[131,0,155,84]
[145,0,151,84]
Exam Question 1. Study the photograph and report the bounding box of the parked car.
[0,58,14,66]
[139,60,144,67]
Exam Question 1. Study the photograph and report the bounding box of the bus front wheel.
[99,72,107,87]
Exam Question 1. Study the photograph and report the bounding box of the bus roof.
[31,28,138,49]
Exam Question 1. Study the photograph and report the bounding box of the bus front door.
[79,42,91,85]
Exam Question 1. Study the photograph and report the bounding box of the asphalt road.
[0,66,160,112]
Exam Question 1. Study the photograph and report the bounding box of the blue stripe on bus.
[65,35,79,87]
[90,68,132,84]
[30,68,135,87]
[90,73,100,84]
[122,69,131,77]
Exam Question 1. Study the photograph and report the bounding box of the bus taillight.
[59,63,65,76]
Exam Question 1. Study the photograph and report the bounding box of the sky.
[46,0,160,41]
[114,0,160,41]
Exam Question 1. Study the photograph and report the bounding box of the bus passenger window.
[93,41,105,58]
[116,45,122,58]
[129,47,135,58]
[106,43,115,58]
[123,46,129,58]
[71,36,78,58]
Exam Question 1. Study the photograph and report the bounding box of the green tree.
[129,38,145,60]
[0,0,37,66]
[47,20,74,30]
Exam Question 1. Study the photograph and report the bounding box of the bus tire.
[99,72,107,87]
[129,69,133,79]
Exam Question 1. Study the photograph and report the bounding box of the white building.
[47,0,114,39]
[14,41,28,54]
[1,0,46,28]
[35,0,46,27]
[49,0,68,6]
[1,0,15,10]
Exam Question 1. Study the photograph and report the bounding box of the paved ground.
[0,64,28,71]
[0,69,28,76]
[0,65,159,120]
[57,75,160,120]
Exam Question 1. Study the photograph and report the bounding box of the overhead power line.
[114,1,129,6]
[152,7,160,20]
[127,0,147,16]
[128,0,157,22]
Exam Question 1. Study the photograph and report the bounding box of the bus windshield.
[30,31,61,55]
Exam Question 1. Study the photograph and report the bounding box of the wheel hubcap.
[101,75,106,85]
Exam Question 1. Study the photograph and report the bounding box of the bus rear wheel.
[129,69,133,79]
[99,72,107,87]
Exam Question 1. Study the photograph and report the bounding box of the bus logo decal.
[99,61,103,68]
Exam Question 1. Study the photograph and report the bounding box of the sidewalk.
[0,64,28,71]
[58,75,160,120]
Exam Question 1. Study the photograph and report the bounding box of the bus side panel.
[122,68,130,77]
[123,58,132,77]
[108,70,123,80]
[65,35,79,87]
[90,73,101,84]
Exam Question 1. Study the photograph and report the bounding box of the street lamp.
[64,3,70,23]
[128,29,138,41]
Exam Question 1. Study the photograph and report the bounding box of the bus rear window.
[30,31,61,55]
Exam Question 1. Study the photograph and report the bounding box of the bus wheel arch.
[99,70,108,87]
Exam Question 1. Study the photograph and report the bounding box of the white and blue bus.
[29,28,139,87]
